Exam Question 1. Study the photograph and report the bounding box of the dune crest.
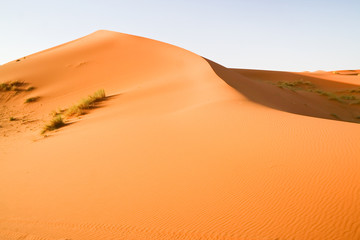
[1,30,360,240]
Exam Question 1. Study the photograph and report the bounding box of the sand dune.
[227,67,360,122]
[1,30,360,240]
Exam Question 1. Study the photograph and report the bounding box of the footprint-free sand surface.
[1,30,360,240]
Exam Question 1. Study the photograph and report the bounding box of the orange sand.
[1,30,360,240]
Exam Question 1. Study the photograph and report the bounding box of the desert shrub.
[340,95,357,100]
[0,83,11,91]
[0,81,33,92]
[0,81,24,91]
[9,81,23,87]
[330,113,340,119]
[25,96,40,103]
[26,86,35,91]
[66,104,85,116]
[350,89,360,93]
[41,89,106,135]
[312,90,342,102]
[65,89,106,117]
[91,89,106,100]
[276,80,315,91]
[50,108,65,117]
[41,115,65,134]
[351,100,360,105]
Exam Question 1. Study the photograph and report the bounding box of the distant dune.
[1,30,360,240]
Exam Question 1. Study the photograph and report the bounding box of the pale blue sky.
[0,0,359,71]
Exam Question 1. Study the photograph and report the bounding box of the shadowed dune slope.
[1,30,360,240]
[220,63,360,122]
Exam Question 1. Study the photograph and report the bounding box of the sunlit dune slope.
[1,30,360,240]
[0,30,239,114]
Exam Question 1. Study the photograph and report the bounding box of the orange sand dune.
[229,67,360,122]
[330,69,360,75]
[1,30,360,240]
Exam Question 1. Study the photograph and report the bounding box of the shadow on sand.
[204,58,360,124]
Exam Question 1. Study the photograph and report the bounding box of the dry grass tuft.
[330,113,341,120]
[274,80,360,104]
[0,81,25,91]
[65,89,106,117]
[26,86,35,91]
[276,80,315,91]
[41,115,65,134]
[25,96,40,103]
[41,89,106,135]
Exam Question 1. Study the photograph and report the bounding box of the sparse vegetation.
[50,108,65,117]
[274,79,360,104]
[66,104,85,117]
[41,115,65,134]
[41,89,106,135]
[26,86,35,91]
[0,81,36,94]
[0,81,24,91]
[25,96,40,103]
[349,88,360,93]
[350,100,360,105]
[9,117,16,121]
[330,113,340,120]
[91,89,106,100]
[276,80,315,91]
[65,89,106,117]
[311,90,360,104]
[312,89,341,102]
[340,95,356,100]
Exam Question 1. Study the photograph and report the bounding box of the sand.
[1,30,360,240]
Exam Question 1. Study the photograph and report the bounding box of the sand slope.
[1,30,360,240]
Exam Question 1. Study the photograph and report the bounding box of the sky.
[0,0,359,71]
